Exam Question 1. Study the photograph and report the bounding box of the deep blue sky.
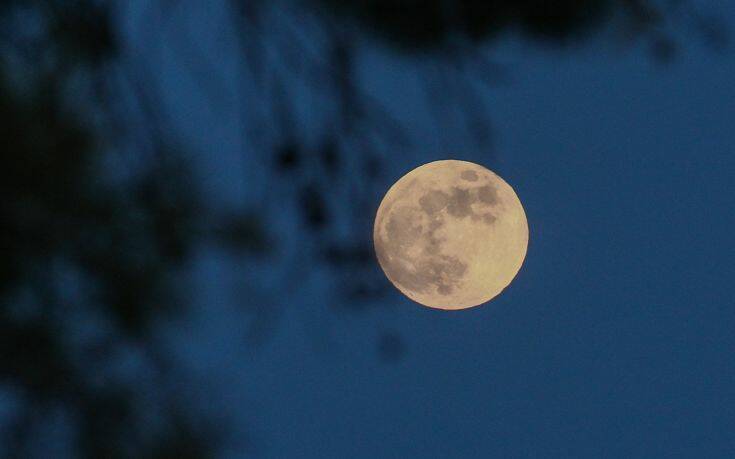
[126,1,735,457]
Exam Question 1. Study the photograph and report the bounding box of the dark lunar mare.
[376,202,468,296]
[375,180,499,297]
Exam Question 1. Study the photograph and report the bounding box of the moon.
[373,160,528,310]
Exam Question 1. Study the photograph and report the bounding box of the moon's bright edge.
[373,160,528,310]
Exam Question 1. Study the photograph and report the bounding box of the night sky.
[163,4,735,458]
[2,0,735,458]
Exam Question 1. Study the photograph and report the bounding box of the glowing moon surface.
[373,160,528,310]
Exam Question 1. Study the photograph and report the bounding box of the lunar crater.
[477,184,498,204]
[460,170,479,181]
[419,189,450,214]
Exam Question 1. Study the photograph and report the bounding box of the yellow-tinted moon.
[373,160,528,310]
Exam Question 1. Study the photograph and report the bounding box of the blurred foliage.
[0,0,728,457]
[0,2,227,457]
[317,0,730,54]
[320,0,612,48]
[0,61,218,458]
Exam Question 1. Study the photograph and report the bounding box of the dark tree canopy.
[320,0,614,49]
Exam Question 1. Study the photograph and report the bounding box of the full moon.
[373,160,528,310]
